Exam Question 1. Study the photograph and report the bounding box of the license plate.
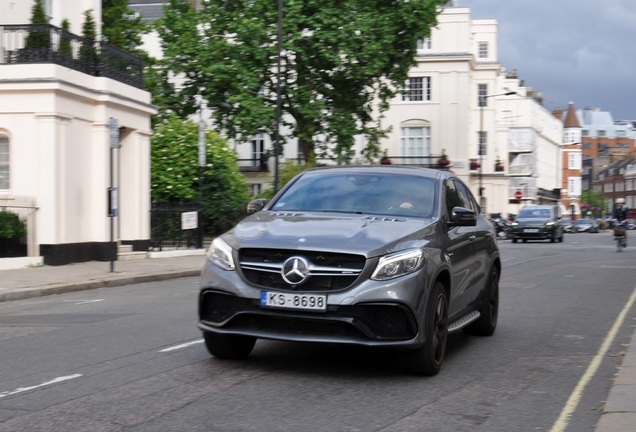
[524,229,539,233]
[261,291,327,311]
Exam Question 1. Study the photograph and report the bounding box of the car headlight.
[511,222,518,226]
[371,249,424,281]
[207,238,235,270]
[545,221,554,226]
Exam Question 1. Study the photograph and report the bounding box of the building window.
[568,153,582,170]
[478,84,488,107]
[250,184,262,196]
[0,135,9,191]
[598,130,606,137]
[402,77,430,102]
[478,42,488,59]
[251,133,265,167]
[478,131,487,156]
[400,127,430,163]
[582,129,589,136]
[568,177,581,197]
[417,38,431,52]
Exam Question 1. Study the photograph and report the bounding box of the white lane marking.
[0,374,83,399]
[159,339,204,353]
[550,284,636,432]
[74,299,104,305]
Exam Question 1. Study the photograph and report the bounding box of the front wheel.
[203,331,256,359]
[464,265,499,336]
[399,281,449,376]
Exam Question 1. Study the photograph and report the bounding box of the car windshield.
[518,208,551,218]
[577,219,592,225]
[271,171,438,218]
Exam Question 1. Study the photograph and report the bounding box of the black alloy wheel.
[464,265,500,336]
[399,281,449,376]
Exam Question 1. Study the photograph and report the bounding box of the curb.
[0,269,201,303]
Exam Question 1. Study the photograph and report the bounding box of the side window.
[455,180,477,212]
[445,180,462,216]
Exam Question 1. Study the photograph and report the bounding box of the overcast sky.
[458,0,636,121]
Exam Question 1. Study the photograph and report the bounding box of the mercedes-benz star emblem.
[281,256,310,285]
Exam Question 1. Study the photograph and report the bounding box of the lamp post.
[273,0,283,193]
[478,91,516,211]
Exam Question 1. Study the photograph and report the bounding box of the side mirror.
[247,198,268,214]
[448,206,477,227]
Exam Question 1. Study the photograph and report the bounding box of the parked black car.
[510,205,564,243]
[199,166,501,376]
[562,217,573,233]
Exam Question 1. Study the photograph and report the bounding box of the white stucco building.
[0,0,156,266]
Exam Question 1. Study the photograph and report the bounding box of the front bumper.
[511,226,555,240]
[198,259,427,348]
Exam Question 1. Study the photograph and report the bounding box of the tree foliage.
[25,0,50,49]
[151,116,251,235]
[155,0,447,163]
[0,210,26,239]
[102,0,149,54]
[80,9,98,63]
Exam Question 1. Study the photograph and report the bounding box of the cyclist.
[613,198,629,246]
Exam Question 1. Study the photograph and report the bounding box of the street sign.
[109,117,119,149]
[515,190,523,201]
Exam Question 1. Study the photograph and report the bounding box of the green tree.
[155,0,446,163]
[25,0,50,49]
[102,0,149,54]
[581,189,607,217]
[80,9,97,64]
[151,116,251,235]
[0,210,26,239]
[59,19,72,58]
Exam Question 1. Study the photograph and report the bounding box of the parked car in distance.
[574,218,600,233]
[198,166,501,376]
[510,205,564,243]
[562,217,573,233]
[625,218,636,230]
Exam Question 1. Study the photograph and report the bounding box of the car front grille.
[238,248,366,292]
[199,291,417,341]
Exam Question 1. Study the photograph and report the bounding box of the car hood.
[222,211,439,258]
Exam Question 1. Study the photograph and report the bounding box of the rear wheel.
[464,265,499,336]
[203,331,256,359]
[399,281,448,376]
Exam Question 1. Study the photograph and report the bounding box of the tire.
[399,281,449,376]
[464,265,499,336]
[512,238,518,244]
[203,331,256,359]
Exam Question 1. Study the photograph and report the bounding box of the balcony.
[0,24,144,89]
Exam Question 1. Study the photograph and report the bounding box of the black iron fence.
[0,24,144,89]
[150,202,203,251]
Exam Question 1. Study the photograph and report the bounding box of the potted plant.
[469,159,480,170]
[495,159,504,172]
[437,149,450,167]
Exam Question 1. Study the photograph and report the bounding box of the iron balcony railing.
[0,24,144,89]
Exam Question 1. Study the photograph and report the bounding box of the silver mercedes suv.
[198,165,500,375]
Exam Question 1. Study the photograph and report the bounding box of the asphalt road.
[0,231,634,432]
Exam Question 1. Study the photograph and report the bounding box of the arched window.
[0,135,9,191]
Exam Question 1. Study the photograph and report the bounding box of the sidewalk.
[0,250,205,303]
[0,250,634,431]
